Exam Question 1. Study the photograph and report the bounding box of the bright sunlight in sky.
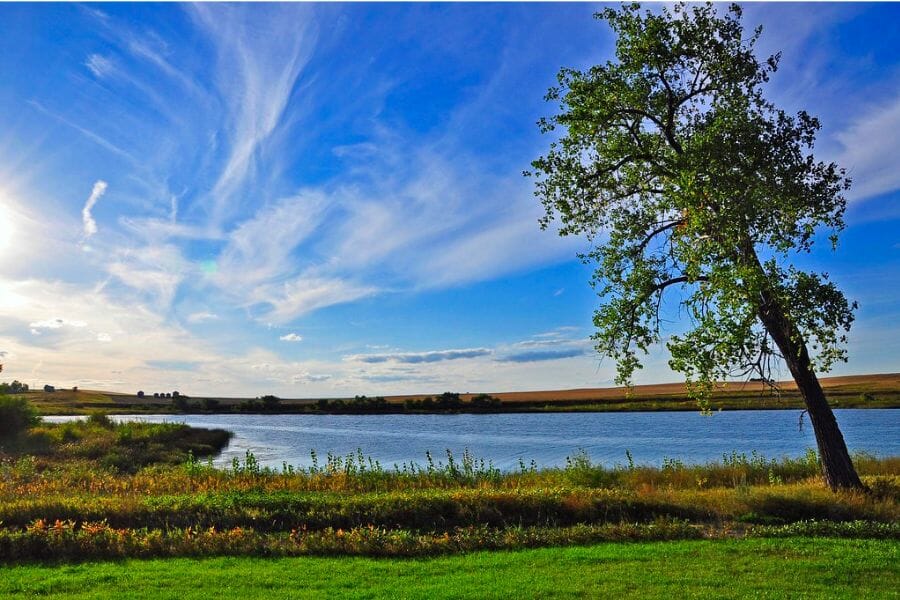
[0,3,899,396]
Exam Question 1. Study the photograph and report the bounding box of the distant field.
[21,372,900,415]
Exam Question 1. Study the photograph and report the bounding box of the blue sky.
[0,3,898,397]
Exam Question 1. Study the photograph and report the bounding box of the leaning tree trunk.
[756,292,864,491]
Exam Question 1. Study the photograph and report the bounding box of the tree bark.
[737,240,864,491]
[754,284,864,491]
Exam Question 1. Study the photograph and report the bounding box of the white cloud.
[346,348,493,364]
[85,54,114,78]
[107,243,191,307]
[81,180,108,239]
[186,311,219,323]
[292,372,331,384]
[214,192,328,289]
[0,278,225,392]
[279,333,303,342]
[29,318,87,330]
[255,275,377,324]
[836,92,900,201]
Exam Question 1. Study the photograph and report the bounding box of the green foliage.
[529,3,855,397]
[319,396,389,413]
[0,381,29,394]
[749,519,900,539]
[86,412,114,429]
[470,393,502,409]
[0,396,40,439]
[260,395,281,409]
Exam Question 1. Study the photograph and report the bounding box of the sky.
[0,3,898,398]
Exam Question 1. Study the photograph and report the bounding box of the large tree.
[530,2,864,490]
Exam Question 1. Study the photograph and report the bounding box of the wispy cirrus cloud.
[186,311,219,324]
[255,275,377,324]
[106,243,192,308]
[187,3,319,224]
[85,54,114,78]
[213,192,327,289]
[836,92,900,201]
[28,100,136,164]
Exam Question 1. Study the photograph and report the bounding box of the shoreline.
[30,395,900,416]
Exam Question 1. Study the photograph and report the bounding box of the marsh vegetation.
[0,396,896,563]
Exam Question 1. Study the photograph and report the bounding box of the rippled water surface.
[47,409,899,470]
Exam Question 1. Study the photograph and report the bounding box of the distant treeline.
[164,392,504,414]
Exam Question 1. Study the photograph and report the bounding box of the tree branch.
[646,275,709,297]
[633,219,685,256]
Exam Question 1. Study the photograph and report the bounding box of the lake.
[46,409,899,471]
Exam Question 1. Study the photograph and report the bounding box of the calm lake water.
[47,409,899,471]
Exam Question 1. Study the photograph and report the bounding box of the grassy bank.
[1,438,897,561]
[0,410,232,474]
[1,399,897,565]
[2,538,897,599]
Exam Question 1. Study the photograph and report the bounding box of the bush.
[0,380,29,394]
[0,396,40,439]
[86,413,114,429]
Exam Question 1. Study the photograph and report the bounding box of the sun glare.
[0,200,13,254]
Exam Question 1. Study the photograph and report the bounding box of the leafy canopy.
[530,3,854,398]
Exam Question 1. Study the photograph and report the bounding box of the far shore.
[20,373,900,416]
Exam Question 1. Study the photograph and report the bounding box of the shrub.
[0,396,40,439]
[470,394,502,409]
[86,413,114,429]
[0,380,29,394]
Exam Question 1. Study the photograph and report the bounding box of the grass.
[0,538,896,599]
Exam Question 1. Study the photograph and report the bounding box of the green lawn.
[2,538,897,599]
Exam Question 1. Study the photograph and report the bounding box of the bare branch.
[633,219,685,256]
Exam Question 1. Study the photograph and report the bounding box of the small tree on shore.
[0,396,40,439]
[530,3,862,490]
